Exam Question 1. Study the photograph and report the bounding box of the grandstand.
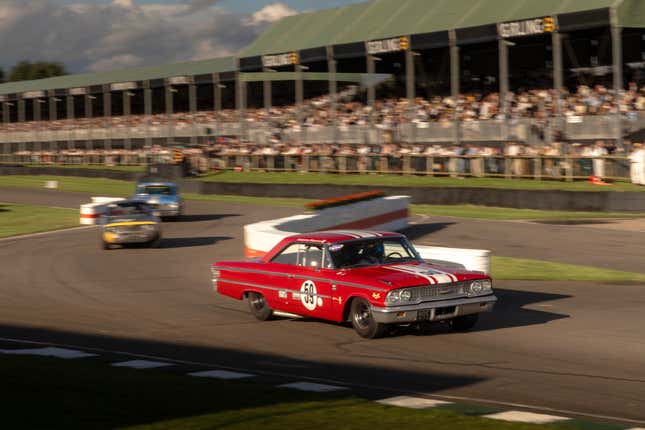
[0,0,644,153]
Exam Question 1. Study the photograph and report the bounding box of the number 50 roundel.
[300,280,322,311]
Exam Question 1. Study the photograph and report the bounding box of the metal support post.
[66,94,74,150]
[33,98,41,152]
[405,38,416,144]
[366,51,376,126]
[610,7,624,149]
[552,20,563,128]
[103,85,112,151]
[123,90,131,150]
[165,81,175,146]
[295,55,304,128]
[327,46,337,125]
[498,37,510,143]
[143,80,152,148]
[263,67,272,115]
[450,30,461,146]
[17,98,25,152]
[189,80,197,146]
[85,92,94,150]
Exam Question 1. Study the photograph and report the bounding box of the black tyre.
[148,235,162,248]
[350,297,387,339]
[449,314,479,331]
[247,292,273,321]
[102,241,111,250]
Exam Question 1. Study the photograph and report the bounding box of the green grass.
[0,175,133,196]
[0,203,79,238]
[411,205,643,220]
[23,164,146,172]
[195,171,645,192]
[1,175,644,218]
[492,256,645,282]
[0,354,579,430]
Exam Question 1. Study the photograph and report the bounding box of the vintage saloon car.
[212,231,496,338]
[131,181,183,219]
[101,200,161,249]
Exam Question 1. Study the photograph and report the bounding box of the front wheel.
[350,298,387,339]
[449,314,479,331]
[247,292,273,321]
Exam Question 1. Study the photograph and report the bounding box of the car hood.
[343,261,487,287]
[132,194,179,204]
[104,213,158,226]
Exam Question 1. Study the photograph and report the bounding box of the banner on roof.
[22,90,45,99]
[168,76,192,85]
[110,82,137,91]
[262,52,299,68]
[69,87,87,96]
[366,36,409,55]
[498,17,556,38]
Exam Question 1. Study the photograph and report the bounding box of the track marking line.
[111,360,174,369]
[484,411,570,424]
[189,370,254,380]
[0,347,96,359]
[0,336,643,426]
[377,396,451,409]
[0,225,96,242]
[278,382,347,392]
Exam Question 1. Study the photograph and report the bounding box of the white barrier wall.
[79,197,125,225]
[243,195,492,274]
[244,196,410,258]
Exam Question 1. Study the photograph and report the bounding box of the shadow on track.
[160,236,232,249]
[0,325,486,430]
[402,222,456,241]
[171,214,240,223]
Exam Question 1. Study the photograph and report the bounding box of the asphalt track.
[1,187,645,425]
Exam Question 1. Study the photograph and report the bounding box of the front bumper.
[103,231,158,244]
[370,294,497,324]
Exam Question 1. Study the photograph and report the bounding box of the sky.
[0,0,364,74]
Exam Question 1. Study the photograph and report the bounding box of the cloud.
[0,0,287,73]
[246,3,297,26]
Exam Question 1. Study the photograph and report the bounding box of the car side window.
[271,243,300,265]
[271,243,324,268]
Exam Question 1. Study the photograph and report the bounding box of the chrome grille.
[410,281,469,302]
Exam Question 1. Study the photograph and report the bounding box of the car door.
[265,243,333,320]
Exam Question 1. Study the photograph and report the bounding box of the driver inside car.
[357,241,384,265]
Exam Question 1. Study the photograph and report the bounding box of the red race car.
[211,230,496,338]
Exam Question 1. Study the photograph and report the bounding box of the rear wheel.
[350,298,387,339]
[148,235,162,248]
[247,292,273,321]
[101,241,111,250]
[449,314,479,331]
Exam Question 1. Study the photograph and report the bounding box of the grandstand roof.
[240,0,645,58]
[0,56,235,96]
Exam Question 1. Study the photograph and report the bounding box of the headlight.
[400,289,412,301]
[141,224,156,231]
[168,203,179,208]
[386,290,401,303]
[468,279,492,296]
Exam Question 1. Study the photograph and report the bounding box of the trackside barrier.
[243,195,492,273]
[79,197,125,225]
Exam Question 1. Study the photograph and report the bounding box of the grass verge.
[0,203,79,238]
[195,171,645,192]
[23,164,146,172]
[2,175,645,219]
[0,354,579,430]
[492,256,645,283]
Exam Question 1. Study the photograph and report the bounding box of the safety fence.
[1,153,633,181]
[0,114,643,149]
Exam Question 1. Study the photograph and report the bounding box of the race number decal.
[300,280,319,311]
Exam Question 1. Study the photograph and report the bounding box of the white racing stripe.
[387,264,458,285]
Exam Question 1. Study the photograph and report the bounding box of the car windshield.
[137,185,174,195]
[328,237,419,269]
[106,202,151,217]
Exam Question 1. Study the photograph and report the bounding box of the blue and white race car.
[132,181,184,219]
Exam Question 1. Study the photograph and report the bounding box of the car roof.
[288,230,402,244]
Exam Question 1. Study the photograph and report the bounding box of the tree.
[8,61,68,82]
